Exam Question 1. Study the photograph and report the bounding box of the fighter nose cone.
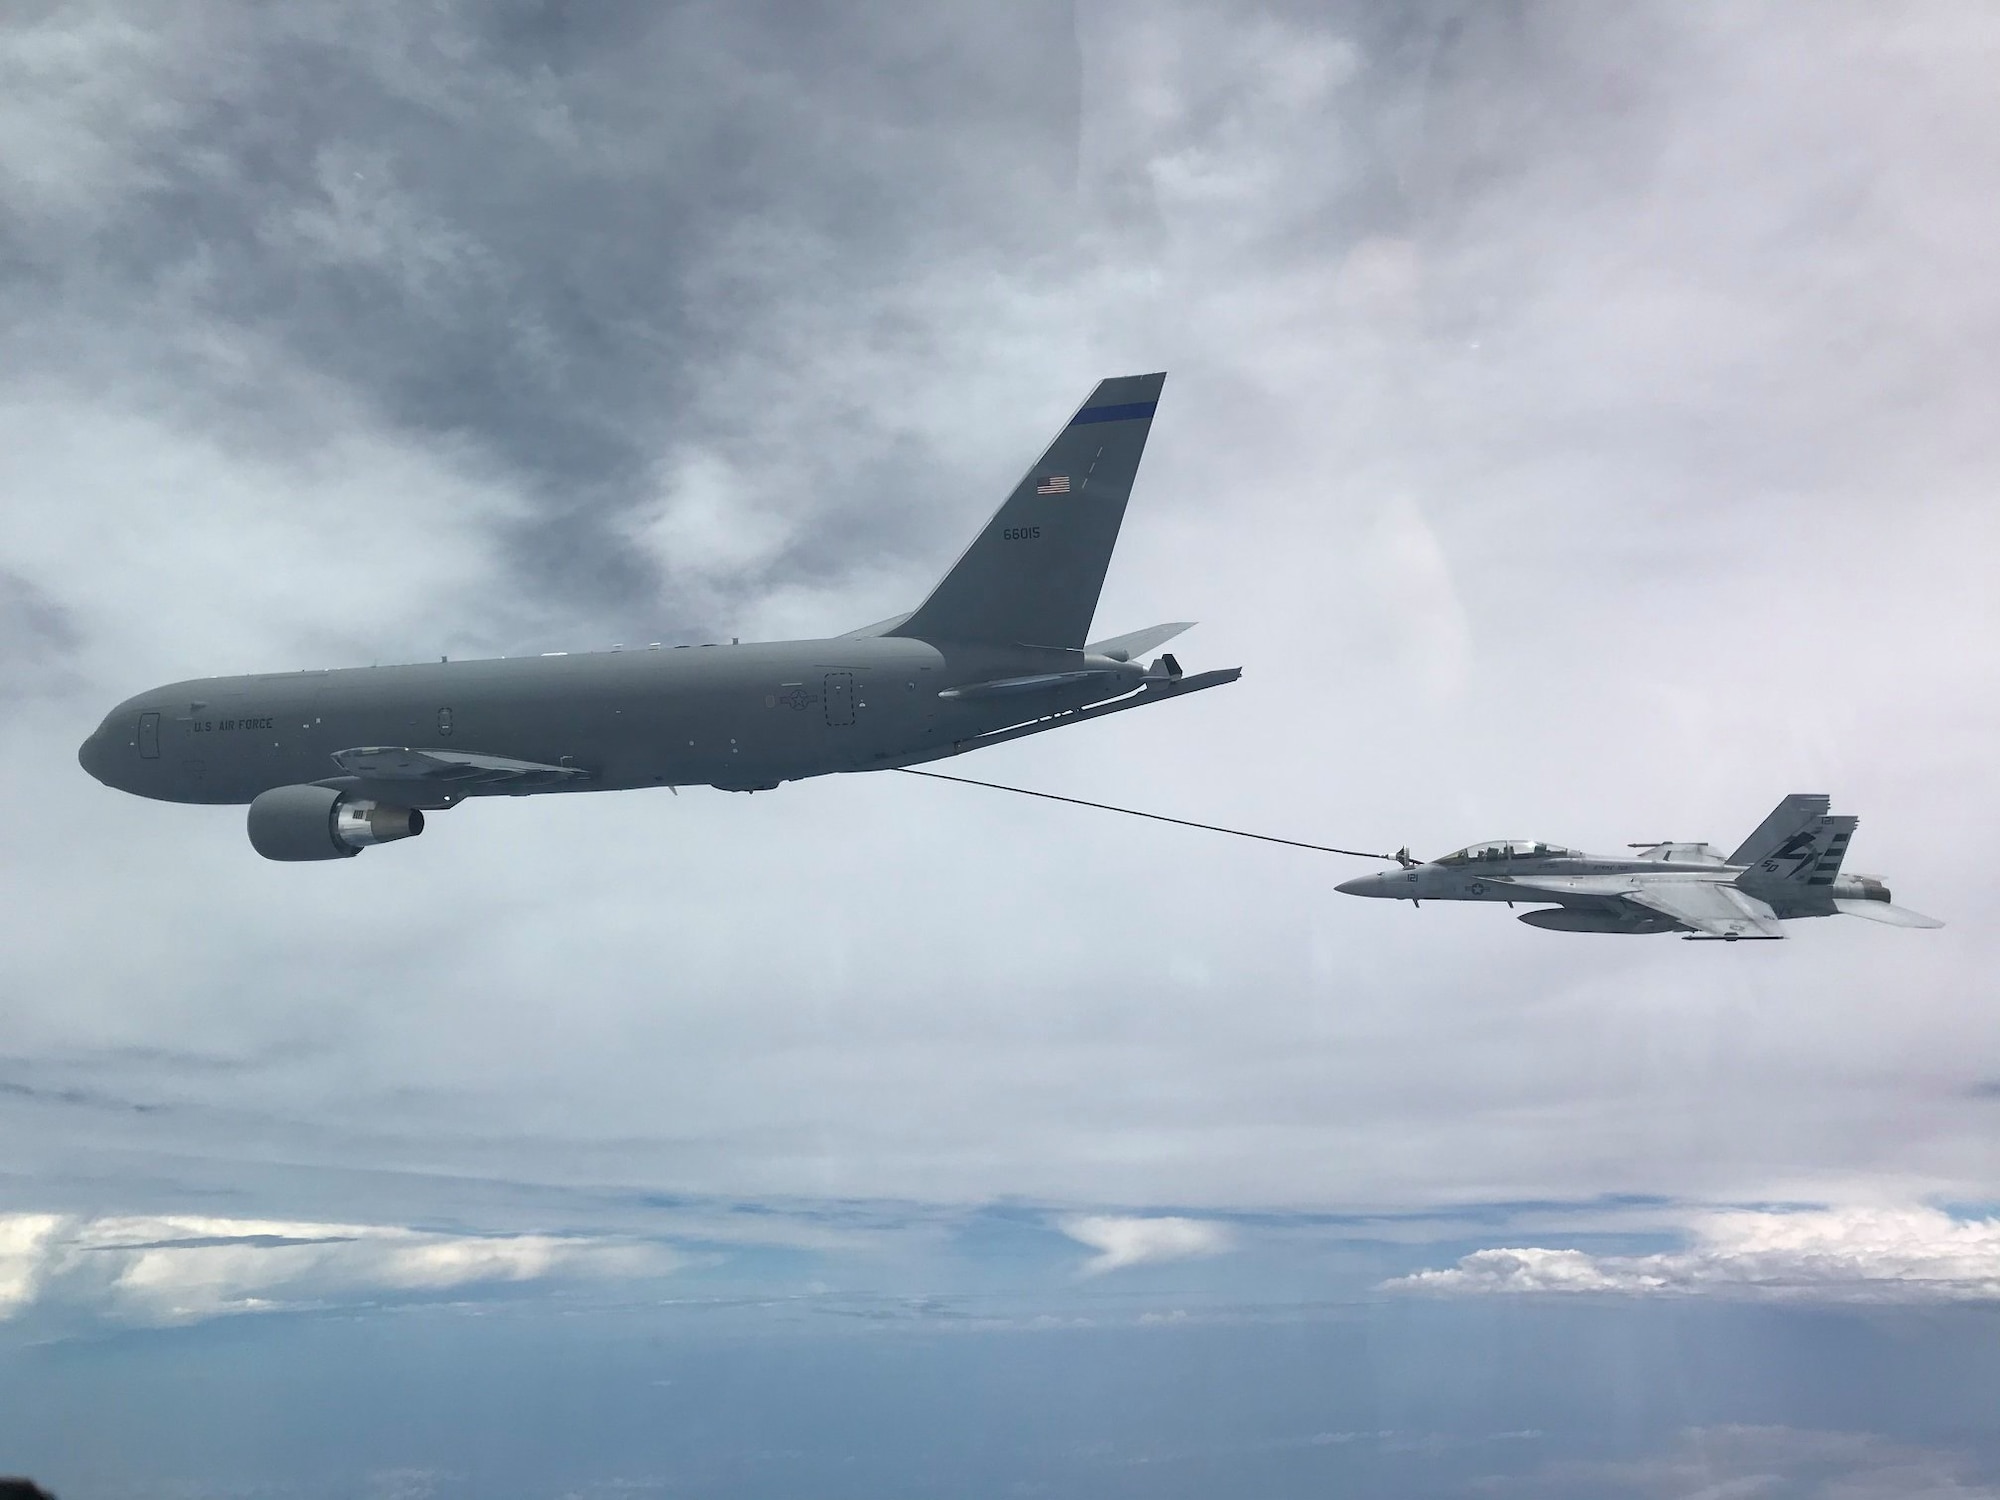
[1336,872,1388,897]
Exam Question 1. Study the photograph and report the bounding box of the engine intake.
[247,785,424,862]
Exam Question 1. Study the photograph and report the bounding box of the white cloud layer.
[0,1210,678,1327]
[1386,1206,2000,1303]
[1059,1214,1235,1274]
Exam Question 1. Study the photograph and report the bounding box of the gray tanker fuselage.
[79,636,1153,806]
[79,373,1243,859]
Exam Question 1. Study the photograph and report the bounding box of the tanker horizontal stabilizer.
[1086,622,1194,662]
[891,667,1240,768]
[937,669,1128,701]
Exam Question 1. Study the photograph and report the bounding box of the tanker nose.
[1336,871,1394,897]
[78,724,113,784]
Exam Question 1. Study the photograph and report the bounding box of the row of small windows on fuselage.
[1435,840,1578,866]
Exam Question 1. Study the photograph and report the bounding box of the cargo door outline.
[823,672,856,727]
[138,712,160,759]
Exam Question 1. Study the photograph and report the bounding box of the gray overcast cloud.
[6,0,1996,1210]
[2,1,1999,1492]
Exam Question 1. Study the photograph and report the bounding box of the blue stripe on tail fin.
[890,374,1165,650]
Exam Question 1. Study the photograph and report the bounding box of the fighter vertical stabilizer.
[1738,808,1857,889]
[1728,794,1830,867]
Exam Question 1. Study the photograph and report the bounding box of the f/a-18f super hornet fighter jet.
[80,373,1240,860]
[1335,795,1942,941]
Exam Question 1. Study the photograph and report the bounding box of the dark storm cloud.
[4,1,1086,634]
[0,1077,171,1115]
[0,572,80,697]
[13,0,1724,649]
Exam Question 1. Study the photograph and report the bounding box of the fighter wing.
[1488,872,1647,902]
[1624,880,1783,939]
[1833,899,1945,928]
[1495,873,1784,939]
[329,745,590,790]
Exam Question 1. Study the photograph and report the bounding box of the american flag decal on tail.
[1035,475,1070,495]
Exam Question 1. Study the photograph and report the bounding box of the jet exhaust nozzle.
[337,799,425,849]
[1829,873,1891,903]
[248,785,424,861]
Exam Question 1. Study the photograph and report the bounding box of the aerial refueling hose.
[893,768,1404,862]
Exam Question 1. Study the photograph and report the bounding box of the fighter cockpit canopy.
[1435,839,1579,866]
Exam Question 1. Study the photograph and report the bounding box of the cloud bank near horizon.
[0,1210,679,1328]
[1058,1213,1237,1274]
[1387,1205,2000,1303]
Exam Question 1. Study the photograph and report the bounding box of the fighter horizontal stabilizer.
[330,746,590,789]
[1833,899,1944,928]
[1086,622,1194,662]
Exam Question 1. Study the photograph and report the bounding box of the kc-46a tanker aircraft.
[1335,795,1942,940]
[80,374,1241,860]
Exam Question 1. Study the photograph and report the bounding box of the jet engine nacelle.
[1517,906,1679,935]
[246,785,424,862]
